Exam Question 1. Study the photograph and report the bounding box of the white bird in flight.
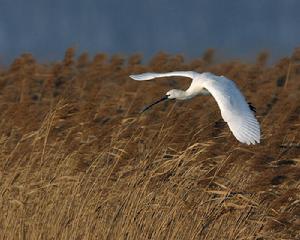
[130,71,260,145]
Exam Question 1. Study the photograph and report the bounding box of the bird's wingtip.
[250,137,260,145]
[129,74,142,80]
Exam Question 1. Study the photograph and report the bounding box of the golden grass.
[0,49,299,239]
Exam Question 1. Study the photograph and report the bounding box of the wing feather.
[130,71,196,81]
[203,75,260,145]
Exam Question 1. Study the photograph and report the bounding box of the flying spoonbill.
[130,71,260,145]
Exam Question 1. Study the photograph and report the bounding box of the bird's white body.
[130,71,261,145]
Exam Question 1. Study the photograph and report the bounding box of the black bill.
[140,95,169,113]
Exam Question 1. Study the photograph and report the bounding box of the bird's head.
[140,89,186,113]
[166,89,186,99]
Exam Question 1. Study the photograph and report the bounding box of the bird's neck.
[175,89,194,100]
[184,88,202,99]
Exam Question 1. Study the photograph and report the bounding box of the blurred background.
[0,0,299,64]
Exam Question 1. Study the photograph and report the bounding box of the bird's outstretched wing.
[130,71,196,81]
[202,75,260,145]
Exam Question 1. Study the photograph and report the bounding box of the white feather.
[130,71,261,145]
[130,71,195,81]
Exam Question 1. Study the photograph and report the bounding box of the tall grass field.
[0,49,299,239]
